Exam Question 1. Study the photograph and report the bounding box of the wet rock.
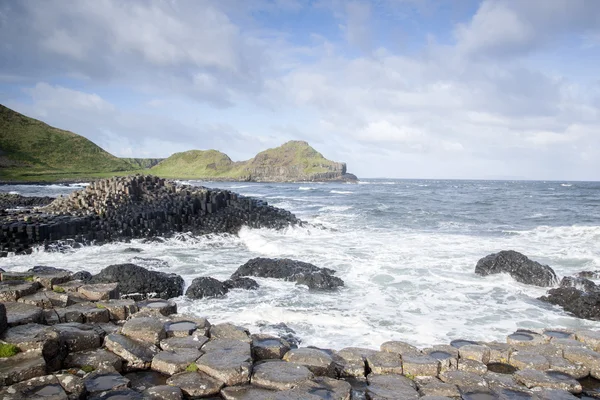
[0,303,6,334]
[252,360,314,390]
[166,320,198,338]
[4,301,44,326]
[284,347,337,377]
[278,376,352,399]
[64,303,110,323]
[143,385,183,400]
[231,258,344,290]
[336,347,376,378]
[484,371,523,393]
[534,389,580,399]
[563,346,600,378]
[136,299,177,317]
[366,374,419,400]
[439,370,488,393]
[54,280,85,293]
[539,287,600,321]
[506,331,546,346]
[509,353,550,370]
[402,354,440,377]
[475,250,558,286]
[96,299,138,321]
[224,277,260,290]
[65,348,123,372]
[1,323,65,370]
[2,374,68,400]
[124,370,168,391]
[55,373,86,399]
[417,377,461,398]
[0,280,40,302]
[88,389,144,400]
[0,350,46,385]
[17,290,73,309]
[90,264,184,300]
[514,369,582,393]
[364,351,401,375]
[547,356,589,379]
[166,371,223,397]
[104,333,160,370]
[252,334,291,360]
[560,276,598,292]
[28,266,72,289]
[122,317,166,345]
[460,344,491,364]
[84,372,130,394]
[380,340,420,356]
[53,322,103,352]
[185,276,228,299]
[72,271,93,282]
[220,385,277,399]
[210,323,251,342]
[151,349,202,375]
[78,283,120,301]
[197,339,252,385]
[160,335,208,352]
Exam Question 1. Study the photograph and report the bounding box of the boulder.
[402,354,440,377]
[223,277,259,291]
[1,323,66,370]
[560,276,598,292]
[540,287,600,321]
[4,302,44,326]
[78,283,120,301]
[0,350,46,386]
[104,333,160,370]
[53,322,103,353]
[252,334,291,360]
[72,271,93,282]
[27,266,71,288]
[122,317,166,345]
[475,250,557,287]
[185,277,228,299]
[251,360,314,390]
[365,351,403,375]
[366,374,419,400]
[0,280,40,302]
[90,264,184,299]
[231,258,344,290]
[166,371,223,397]
[282,347,336,377]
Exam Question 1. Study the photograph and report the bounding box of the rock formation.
[475,250,558,287]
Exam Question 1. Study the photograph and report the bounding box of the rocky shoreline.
[1,263,600,399]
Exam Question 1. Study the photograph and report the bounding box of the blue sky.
[1,0,599,180]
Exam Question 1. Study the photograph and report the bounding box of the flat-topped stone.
[365,351,403,376]
[151,349,202,376]
[506,331,546,346]
[165,320,197,338]
[88,389,144,399]
[160,335,208,352]
[53,280,85,293]
[142,385,183,400]
[84,372,130,394]
[55,373,86,399]
[136,299,177,317]
[509,353,550,370]
[458,359,488,375]
[576,330,600,352]
[104,333,160,370]
[460,344,491,364]
[336,347,376,378]
[17,290,73,309]
[4,301,44,326]
[1,323,64,370]
[547,355,589,379]
[439,370,488,393]
[563,346,600,378]
[418,377,461,398]
[402,354,440,377]
[283,347,336,377]
[78,283,120,301]
[96,299,138,321]
[166,371,223,397]
[252,334,291,360]
[380,340,420,356]
[122,317,166,345]
[485,342,513,364]
[0,280,39,302]
[221,385,277,399]
[252,361,314,390]
[366,374,419,400]
[1,374,68,400]
[514,369,582,393]
[543,329,574,341]
[28,267,72,289]
[196,341,253,385]
[209,323,251,342]
[65,348,123,372]
[64,303,110,323]
[277,376,352,400]
[53,322,103,352]
[0,350,46,385]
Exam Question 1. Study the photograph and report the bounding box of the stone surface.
[418,378,461,398]
[160,335,208,352]
[366,374,419,400]
[0,303,6,334]
[539,287,600,321]
[514,369,582,393]
[576,330,600,351]
[458,359,488,375]
[4,301,44,326]
[278,376,352,400]
[53,322,103,352]
[402,354,440,377]
[0,280,39,302]
[223,277,260,291]
[96,299,138,321]
[439,370,488,393]
[1,323,65,370]
[336,347,376,378]
[65,348,123,372]
[547,355,589,379]
[365,351,403,375]
[84,372,130,394]
[90,263,184,300]
[28,266,72,289]
[475,250,558,286]
[252,361,314,390]
[136,299,177,317]
[210,323,251,342]
[283,347,336,377]
[509,353,550,370]
[231,258,344,290]
[2,374,68,400]
[459,344,491,364]
[380,341,420,356]
[166,371,223,397]
[122,317,166,345]
[17,290,73,309]
[143,385,183,400]
[185,276,229,299]
[196,339,253,385]
[165,320,197,338]
[64,303,110,323]
[78,283,120,301]
[151,349,202,376]
[0,350,46,385]
[506,331,546,346]
[252,334,291,360]
[104,333,160,370]
[221,385,277,400]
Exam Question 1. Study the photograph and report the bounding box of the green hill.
[122,158,164,169]
[0,104,134,181]
[151,150,248,179]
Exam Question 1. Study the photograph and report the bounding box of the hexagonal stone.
[485,342,513,364]
[252,361,314,390]
[64,303,110,323]
[534,389,579,399]
[366,374,419,400]
[53,280,85,293]
[55,373,86,399]
[2,374,68,399]
[88,389,144,399]
[170,314,211,336]
[4,302,44,326]
[380,341,420,356]
[65,348,123,372]
[283,348,336,377]
[221,385,277,399]
[277,376,352,400]
[576,330,600,351]
[209,323,250,342]
[547,356,589,379]
[78,283,119,301]
[459,359,488,375]
[17,291,73,309]
[418,377,460,398]
[122,317,166,345]
[514,369,582,393]
[142,385,183,400]
[552,338,589,350]
[96,299,138,321]
[506,331,546,346]
[1,271,34,281]
[336,347,376,378]
[0,349,47,386]
[53,322,103,352]
[459,344,491,364]
[104,333,160,370]
[439,370,488,393]
[196,340,252,385]
[543,329,574,341]
[165,320,198,338]
[151,349,202,376]
[0,280,39,302]
[0,323,64,370]
[402,354,440,377]
[563,346,600,372]
[84,372,130,394]
[136,299,177,316]
[160,335,208,352]
[364,351,402,376]
[29,268,71,289]
[252,334,291,360]
[484,371,523,392]
[124,370,169,391]
[509,353,549,370]
[166,371,223,397]
[425,346,458,372]
[419,397,453,400]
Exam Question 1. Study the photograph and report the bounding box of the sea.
[1,179,600,350]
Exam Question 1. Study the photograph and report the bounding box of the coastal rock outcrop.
[231,257,344,290]
[90,264,184,300]
[185,277,228,299]
[0,193,54,210]
[540,275,600,321]
[475,250,558,287]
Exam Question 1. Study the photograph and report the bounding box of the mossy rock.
[185,362,198,372]
[0,343,21,358]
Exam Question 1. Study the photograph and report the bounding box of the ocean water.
[2,179,600,350]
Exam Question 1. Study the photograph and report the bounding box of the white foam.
[330,190,353,195]
[298,186,316,191]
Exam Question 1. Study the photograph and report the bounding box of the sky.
[1,0,599,180]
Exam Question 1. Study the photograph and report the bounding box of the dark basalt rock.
[560,276,598,293]
[475,250,558,287]
[539,287,600,321]
[72,271,93,282]
[90,264,184,300]
[185,277,228,299]
[223,277,259,291]
[0,193,54,210]
[231,258,344,290]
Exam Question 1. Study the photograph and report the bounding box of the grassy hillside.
[247,140,340,175]
[122,158,164,169]
[151,150,249,179]
[0,104,134,181]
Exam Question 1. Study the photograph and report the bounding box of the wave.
[298,187,316,191]
[330,190,353,195]
[561,184,573,187]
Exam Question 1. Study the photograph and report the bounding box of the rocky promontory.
[0,175,299,255]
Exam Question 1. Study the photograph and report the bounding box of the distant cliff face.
[122,158,164,169]
[152,141,358,182]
